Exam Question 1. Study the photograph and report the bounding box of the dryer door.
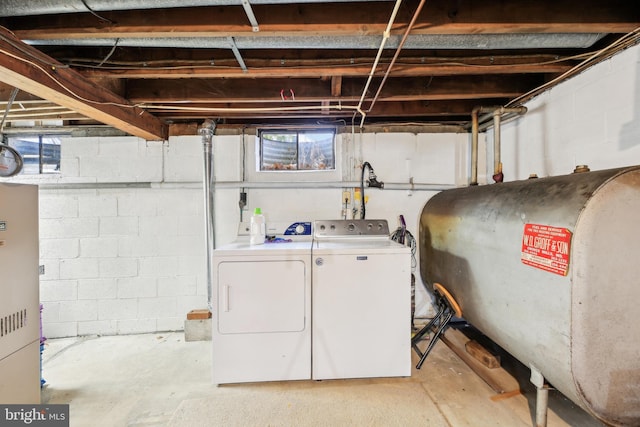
[217,260,306,334]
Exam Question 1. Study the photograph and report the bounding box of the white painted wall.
[486,43,640,181]
[5,42,639,338]
[23,137,208,338]
[214,131,470,321]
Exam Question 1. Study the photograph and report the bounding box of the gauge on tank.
[0,144,23,177]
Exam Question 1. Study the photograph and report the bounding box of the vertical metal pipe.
[536,386,549,427]
[528,365,549,427]
[470,108,479,185]
[492,108,503,182]
[199,119,216,311]
[468,105,526,184]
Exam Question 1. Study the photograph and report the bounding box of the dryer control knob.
[315,258,324,266]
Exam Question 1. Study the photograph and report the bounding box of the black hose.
[360,162,370,219]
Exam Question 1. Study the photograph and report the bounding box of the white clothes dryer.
[211,222,312,385]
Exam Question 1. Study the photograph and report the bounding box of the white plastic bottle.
[249,207,266,245]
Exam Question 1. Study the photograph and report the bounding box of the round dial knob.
[347,223,356,232]
[295,224,306,234]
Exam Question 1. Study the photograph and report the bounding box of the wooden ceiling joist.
[5,0,638,40]
[124,75,537,104]
[80,61,573,80]
[0,27,167,140]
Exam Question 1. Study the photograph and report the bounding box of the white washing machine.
[212,219,411,384]
[312,219,412,380]
[211,222,313,385]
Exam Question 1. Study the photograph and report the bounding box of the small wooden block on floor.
[186,309,212,320]
[441,328,520,395]
[465,339,501,369]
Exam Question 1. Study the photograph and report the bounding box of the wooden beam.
[125,75,537,104]
[441,328,520,395]
[5,0,638,39]
[331,76,342,98]
[141,99,496,121]
[81,61,572,79]
[0,27,167,140]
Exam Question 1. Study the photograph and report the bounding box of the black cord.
[390,227,417,271]
[80,0,114,24]
[391,225,417,328]
[97,38,119,67]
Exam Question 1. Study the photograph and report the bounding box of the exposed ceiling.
[0,0,638,138]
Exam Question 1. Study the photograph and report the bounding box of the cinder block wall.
[494,42,640,181]
[39,136,207,338]
[34,131,469,337]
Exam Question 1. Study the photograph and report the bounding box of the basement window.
[7,135,62,174]
[259,129,335,171]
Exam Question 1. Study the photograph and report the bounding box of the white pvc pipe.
[356,0,403,127]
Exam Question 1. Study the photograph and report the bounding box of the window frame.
[6,134,63,175]
[258,128,336,172]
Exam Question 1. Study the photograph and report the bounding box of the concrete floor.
[41,332,603,427]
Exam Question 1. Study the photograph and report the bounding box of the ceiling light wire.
[0,45,137,109]
[0,28,69,69]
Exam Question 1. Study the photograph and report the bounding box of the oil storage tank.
[419,165,640,427]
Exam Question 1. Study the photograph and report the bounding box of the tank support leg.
[535,385,549,427]
[530,364,549,427]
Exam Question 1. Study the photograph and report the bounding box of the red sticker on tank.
[521,223,572,276]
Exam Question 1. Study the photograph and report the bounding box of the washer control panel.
[313,219,389,238]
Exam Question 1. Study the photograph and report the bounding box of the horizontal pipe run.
[478,112,525,132]
[36,181,458,191]
[213,181,458,191]
[466,106,528,130]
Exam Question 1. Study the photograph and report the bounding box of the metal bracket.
[241,0,260,32]
[227,36,248,72]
